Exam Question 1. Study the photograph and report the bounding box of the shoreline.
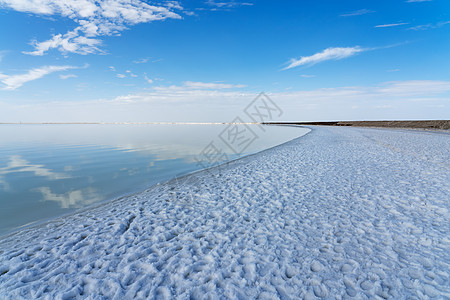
[264,120,450,130]
[1,126,448,298]
[0,127,311,240]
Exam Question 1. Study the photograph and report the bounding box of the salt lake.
[0,124,308,236]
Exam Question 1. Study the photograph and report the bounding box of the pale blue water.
[0,124,308,236]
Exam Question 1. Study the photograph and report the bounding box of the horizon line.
[0,122,264,125]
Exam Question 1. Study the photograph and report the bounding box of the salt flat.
[0,126,449,299]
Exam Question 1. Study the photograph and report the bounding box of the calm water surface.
[0,124,308,236]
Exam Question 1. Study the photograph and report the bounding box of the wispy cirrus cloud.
[283,46,366,70]
[406,0,431,2]
[133,58,149,64]
[0,65,80,90]
[408,21,450,30]
[340,9,374,17]
[152,81,246,91]
[375,23,409,28]
[60,74,77,79]
[183,81,246,89]
[377,80,450,96]
[205,1,253,9]
[0,0,183,55]
[133,57,163,64]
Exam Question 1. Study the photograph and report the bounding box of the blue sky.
[0,0,449,122]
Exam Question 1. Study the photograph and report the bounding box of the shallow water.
[0,124,308,236]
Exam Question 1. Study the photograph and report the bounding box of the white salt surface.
[0,126,449,299]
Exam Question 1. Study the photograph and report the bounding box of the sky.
[0,0,449,122]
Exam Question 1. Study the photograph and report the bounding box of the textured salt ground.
[0,126,449,299]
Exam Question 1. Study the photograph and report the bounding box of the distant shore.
[265,120,450,130]
[0,122,259,125]
[2,120,449,130]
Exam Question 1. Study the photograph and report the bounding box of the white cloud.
[123,80,450,104]
[283,47,366,70]
[0,0,183,55]
[183,81,246,89]
[150,81,246,90]
[205,1,253,8]
[408,24,433,30]
[126,70,138,77]
[377,80,450,96]
[374,104,393,109]
[115,71,138,78]
[408,21,450,31]
[1,80,449,122]
[145,75,153,84]
[165,1,183,10]
[133,58,149,64]
[375,23,409,28]
[0,65,78,90]
[24,28,103,55]
[300,74,316,78]
[406,0,431,2]
[60,74,77,79]
[109,66,116,71]
[132,57,163,64]
[340,9,374,17]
